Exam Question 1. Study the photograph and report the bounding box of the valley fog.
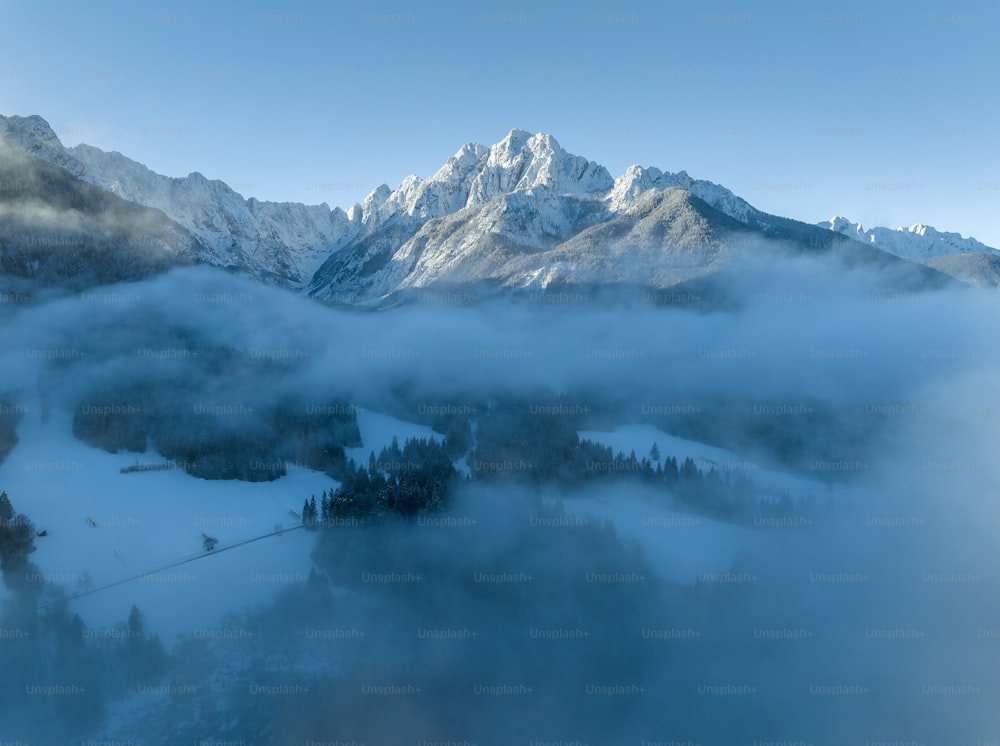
[1,259,999,744]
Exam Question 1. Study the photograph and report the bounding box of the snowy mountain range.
[0,135,201,298]
[818,216,998,260]
[0,113,994,301]
[816,216,1000,288]
[0,114,354,285]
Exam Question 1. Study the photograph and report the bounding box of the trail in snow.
[37,524,306,611]
[0,402,451,639]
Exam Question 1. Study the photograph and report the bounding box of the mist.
[1,254,999,744]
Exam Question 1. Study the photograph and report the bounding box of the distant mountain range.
[1,114,996,303]
[0,136,199,299]
[817,216,1000,288]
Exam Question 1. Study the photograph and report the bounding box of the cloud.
[2,248,1000,742]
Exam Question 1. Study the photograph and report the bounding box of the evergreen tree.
[650,442,661,462]
[48,605,104,731]
[0,492,37,589]
[127,605,144,649]
[120,605,166,685]
[663,455,679,483]
[320,490,331,526]
[0,490,12,524]
[443,417,473,457]
[680,456,700,482]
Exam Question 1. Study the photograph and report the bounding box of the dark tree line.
[0,140,199,298]
[0,596,168,738]
[0,393,23,465]
[0,490,38,590]
[303,436,458,526]
[573,441,756,519]
[465,397,757,519]
[288,393,775,524]
[0,491,169,739]
[471,395,582,483]
[71,361,361,481]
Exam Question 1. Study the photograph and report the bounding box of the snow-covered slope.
[578,423,860,502]
[0,114,814,299]
[0,117,624,289]
[0,403,329,640]
[560,423,865,584]
[0,114,358,286]
[0,138,203,296]
[344,407,444,466]
[309,184,946,305]
[0,112,967,300]
[818,216,999,260]
[608,164,756,223]
[307,132,955,303]
[370,129,614,224]
[307,131,803,303]
[0,402,452,640]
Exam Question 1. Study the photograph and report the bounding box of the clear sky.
[1,0,997,245]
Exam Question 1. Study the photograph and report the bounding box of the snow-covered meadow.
[0,403,444,640]
[3,398,833,637]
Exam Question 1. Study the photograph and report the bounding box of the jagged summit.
[823,216,864,234]
[0,113,360,286]
[472,129,614,199]
[0,114,64,155]
[0,113,987,299]
[819,215,997,260]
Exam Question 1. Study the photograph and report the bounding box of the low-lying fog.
[1,253,999,744]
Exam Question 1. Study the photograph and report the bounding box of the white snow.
[0,403,335,640]
[0,398,859,635]
[578,423,856,500]
[607,164,756,222]
[558,491,761,584]
[0,115,359,286]
[344,407,444,466]
[564,423,866,583]
[6,113,994,301]
[819,215,998,259]
[0,403,446,640]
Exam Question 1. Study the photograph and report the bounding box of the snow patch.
[0,403,334,641]
[344,407,444,466]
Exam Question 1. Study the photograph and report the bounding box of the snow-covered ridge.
[608,164,756,223]
[0,114,766,289]
[2,112,992,294]
[818,216,999,260]
[0,114,359,286]
[362,129,614,226]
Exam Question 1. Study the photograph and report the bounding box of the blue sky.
[1,0,997,245]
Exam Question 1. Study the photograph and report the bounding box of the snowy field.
[557,491,762,584]
[0,406,856,637]
[567,424,865,584]
[578,423,860,501]
[345,407,444,467]
[0,403,443,640]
